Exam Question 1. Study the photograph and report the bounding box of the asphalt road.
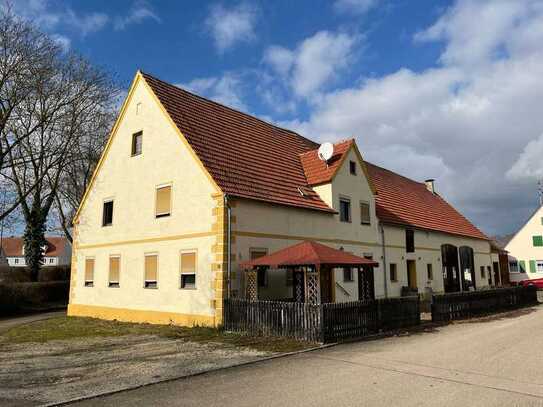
[72,306,543,407]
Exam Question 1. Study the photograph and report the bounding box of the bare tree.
[0,7,60,221]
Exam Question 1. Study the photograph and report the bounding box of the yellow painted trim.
[234,230,381,248]
[140,73,222,194]
[76,231,215,250]
[67,303,216,327]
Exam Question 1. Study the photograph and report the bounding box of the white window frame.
[155,183,173,219]
[180,249,197,289]
[108,254,121,288]
[537,260,543,273]
[144,252,159,289]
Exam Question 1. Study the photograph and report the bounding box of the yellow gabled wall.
[68,73,224,326]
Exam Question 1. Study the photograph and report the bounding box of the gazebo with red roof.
[241,241,378,304]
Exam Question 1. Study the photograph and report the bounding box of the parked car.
[518,278,543,289]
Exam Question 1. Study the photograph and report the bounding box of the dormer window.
[349,161,356,175]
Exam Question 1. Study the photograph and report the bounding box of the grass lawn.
[0,316,315,353]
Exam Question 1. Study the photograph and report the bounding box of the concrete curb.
[45,342,335,407]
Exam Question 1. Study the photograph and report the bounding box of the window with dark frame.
[390,263,397,281]
[405,229,415,253]
[343,268,354,282]
[427,263,433,280]
[180,251,197,289]
[131,131,142,156]
[360,202,370,225]
[480,266,485,278]
[533,235,543,247]
[349,160,356,175]
[102,200,113,226]
[339,197,351,222]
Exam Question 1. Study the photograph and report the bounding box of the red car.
[518,278,543,289]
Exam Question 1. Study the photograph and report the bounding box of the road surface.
[72,306,543,407]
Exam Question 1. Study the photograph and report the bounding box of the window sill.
[180,287,197,290]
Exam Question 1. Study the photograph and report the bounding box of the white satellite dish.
[318,142,334,162]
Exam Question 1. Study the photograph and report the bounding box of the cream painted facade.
[68,71,492,328]
[505,206,543,283]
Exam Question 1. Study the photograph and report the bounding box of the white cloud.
[179,74,248,111]
[50,34,71,52]
[278,0,543,235]
[65,9,109,36]
[334,0,378,14]
[114,0,161,31]
[507,134,543,182]
[264,31,358,99]
[205,3,258,53]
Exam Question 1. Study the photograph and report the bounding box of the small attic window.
[349,161,356,175]
[131,131,142,156]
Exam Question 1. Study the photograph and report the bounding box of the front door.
[320,268,333,304]
[493,262,500,286]
[292,270,305,302]
[358,266,375,302]
[407,260,417,289]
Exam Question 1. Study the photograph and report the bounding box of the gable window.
[349,160,356,175]
[180,251,197,289]
[144,254,158,288]
[102,200,113,226]
[389,263,397,282]
[405,229,415,253]
[533,235,543,247]
[109,256,120,288]
[156,185,172,218]
[427,264,433,280]
[85,258,95,287]
[339,197,351,223]
[360,201,370,225]
[131,131,142,156]
[509,260,518,273]
[343,268,354,282]
[251,249,268,287]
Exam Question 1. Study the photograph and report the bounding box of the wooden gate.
[358,266,375,301]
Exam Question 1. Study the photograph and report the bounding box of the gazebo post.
[245,267,258,301]
[305,264,321,304]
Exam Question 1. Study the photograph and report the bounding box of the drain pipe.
[380,222,388,298]
[224,194,232,299]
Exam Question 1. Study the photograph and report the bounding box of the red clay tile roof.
[300,139,353,185]
[0,237,69,257]
[142,71,487,240]
[142,73,334,213]
[366,163,488,240]
[240,240,379,268]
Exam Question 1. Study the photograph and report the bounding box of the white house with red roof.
[0,236,71,268]
[67,71,494,328]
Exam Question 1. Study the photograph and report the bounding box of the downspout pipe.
[380,222,388,298]
[224,194,232,299]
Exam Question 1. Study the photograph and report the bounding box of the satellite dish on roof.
[318,142,334,162]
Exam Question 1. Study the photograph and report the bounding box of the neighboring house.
[504,206,543,284]
[0,236,72,268]
[68,71,493,328]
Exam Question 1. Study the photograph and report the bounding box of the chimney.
[425,179,435,194]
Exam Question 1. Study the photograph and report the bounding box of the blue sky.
[14,0,543,236]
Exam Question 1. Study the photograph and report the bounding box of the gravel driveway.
[0,334,274,406]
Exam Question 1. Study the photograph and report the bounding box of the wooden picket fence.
[223,296,420,344]
[431,286,538,323]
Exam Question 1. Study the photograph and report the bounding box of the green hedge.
[0,281,69,315]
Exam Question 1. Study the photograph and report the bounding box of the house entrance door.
[407,260,417,289]
[320,268,333,304]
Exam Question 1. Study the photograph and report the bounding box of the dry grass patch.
[0,316,314,353]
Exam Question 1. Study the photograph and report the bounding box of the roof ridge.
[139,70,319,149]
[365,160,426,186]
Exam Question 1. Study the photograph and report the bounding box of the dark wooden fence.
[224,297,420,343]
[431,286,538,323]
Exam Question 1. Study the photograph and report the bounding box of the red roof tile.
[366,163,488,240]
[300,139,353,185]
[240,240,379,268]
[141,72,487,241]
[0,237,69,257]
[142,73,334,213]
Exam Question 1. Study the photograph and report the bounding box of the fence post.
[319,304,325,343]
